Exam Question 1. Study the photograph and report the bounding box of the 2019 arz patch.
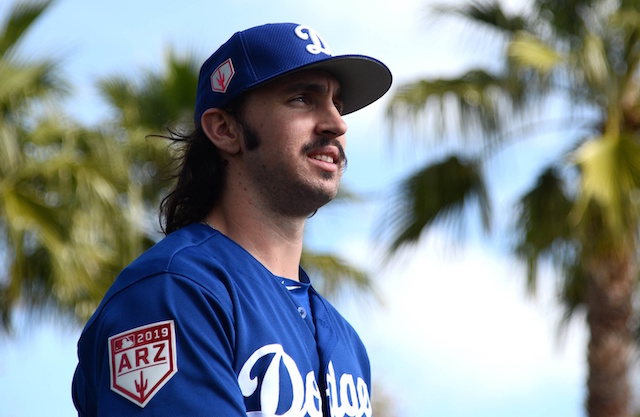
[108,320,177,407]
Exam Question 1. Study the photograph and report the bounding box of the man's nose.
[316,101,348,138]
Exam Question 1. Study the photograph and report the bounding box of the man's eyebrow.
[283,82,344,101]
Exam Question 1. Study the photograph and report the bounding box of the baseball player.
[72,22,392,417]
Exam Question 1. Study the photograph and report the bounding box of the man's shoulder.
[123,223,254,276]
[129,224,218,269]
[77,224,241,344]
[94,223,274,312]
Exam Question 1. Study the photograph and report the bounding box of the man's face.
[236,69,348,217]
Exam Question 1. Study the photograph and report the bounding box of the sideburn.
[241,122,261,150]
[229,98,261,151]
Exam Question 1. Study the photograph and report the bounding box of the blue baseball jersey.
[72,223,372,416]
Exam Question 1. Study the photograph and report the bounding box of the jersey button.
[297,306,307,319]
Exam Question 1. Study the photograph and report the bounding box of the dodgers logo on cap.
[294,25,331,55]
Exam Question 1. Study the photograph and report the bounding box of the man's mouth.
[304,138,346,169]
[311,154,335,164]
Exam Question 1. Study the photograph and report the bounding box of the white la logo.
[295,25,332,55]
[238,344,306,416]
[238,343,372,417]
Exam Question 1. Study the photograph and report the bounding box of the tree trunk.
[585,247,635,417]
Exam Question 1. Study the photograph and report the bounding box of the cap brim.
[302,55,392,115]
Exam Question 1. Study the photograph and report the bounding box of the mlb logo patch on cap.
[108,320,178,407]
[211,58,235,93]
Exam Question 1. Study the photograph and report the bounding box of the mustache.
[304,137,348,170]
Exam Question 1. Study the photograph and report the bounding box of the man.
[72,22,392,417]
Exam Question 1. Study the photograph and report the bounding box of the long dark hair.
[158,126,226,235]
[159,96,250,234]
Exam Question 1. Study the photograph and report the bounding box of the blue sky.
[0,0,588,416]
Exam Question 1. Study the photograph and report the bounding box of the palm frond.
[578,32,609,89]
[508,31,564,74]
[387,69,512,144]
[534,0,600,39]
[513,168,576,292]
[380,155,490,255]
[0,0,53,56]
[98,51,200,130]
[1,184,68,247]
[96,76,138,122]
[301,250,378,303]
[433,1,527,34]
[558,260,587,324]
[0,57,68,117]
[571,134,640,236]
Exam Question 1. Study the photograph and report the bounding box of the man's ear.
[201,108,242,154]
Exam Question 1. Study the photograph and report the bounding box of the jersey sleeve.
[73,271,246,416]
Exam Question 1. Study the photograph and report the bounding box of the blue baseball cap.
[194,23,392,126]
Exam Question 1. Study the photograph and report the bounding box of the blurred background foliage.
[383,0,640,415]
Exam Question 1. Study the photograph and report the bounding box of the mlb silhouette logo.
[108,320,177,407]
[211,58,235,93]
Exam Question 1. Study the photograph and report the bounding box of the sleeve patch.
[108,320,178,407]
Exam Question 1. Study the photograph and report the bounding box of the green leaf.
[508,31,563,74]
[0,0,53,56]
[572,134,640,235]
[380,156,490,255]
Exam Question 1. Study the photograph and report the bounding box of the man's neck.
[205,200,306,281]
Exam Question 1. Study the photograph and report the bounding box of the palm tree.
[384,1,640,416]
[0,0,78,329]
[0,0,152,330]
[96,51,378,301]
